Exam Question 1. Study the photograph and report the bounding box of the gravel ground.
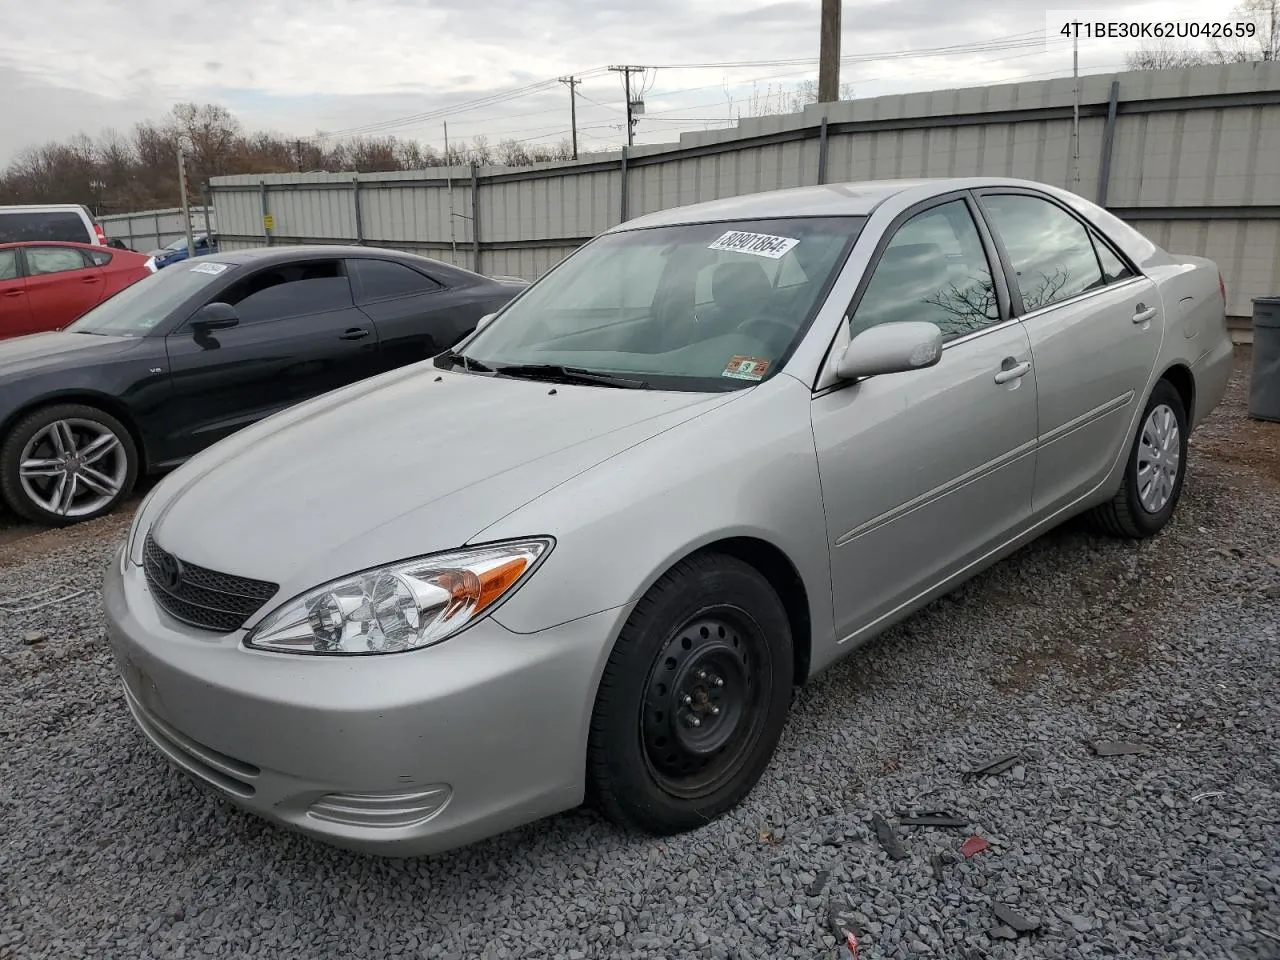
[2,352,1278,960]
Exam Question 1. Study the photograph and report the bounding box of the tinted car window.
[88,249,112,266]
[1093,236,1135,284]
[222,261,353,325]
[0,211,91,244]
[850,199,1000,341]
[67,262,238,336]
[352,258,441,301]
[27,246,89,276]
[0,249,17,281]
[981,194,1104,312]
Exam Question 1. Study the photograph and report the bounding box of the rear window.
[0,210,91,244]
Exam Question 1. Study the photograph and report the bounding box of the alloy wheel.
[18,418,128,518]
[1136,403,1181,514]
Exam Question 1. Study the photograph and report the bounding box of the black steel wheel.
[587,552,794,835]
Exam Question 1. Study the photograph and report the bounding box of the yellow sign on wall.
[263,214,275,231]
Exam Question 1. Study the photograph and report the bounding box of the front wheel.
[0,404,138,527]
[586,553,794,835]
[1089,379,1189,539]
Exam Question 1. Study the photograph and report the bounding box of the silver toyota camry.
[104,177,1233,856]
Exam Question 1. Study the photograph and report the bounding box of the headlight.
[244,539,552,655]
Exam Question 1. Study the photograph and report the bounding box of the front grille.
[143,533,278,633]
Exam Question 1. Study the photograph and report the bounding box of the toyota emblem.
[156,551,183,591]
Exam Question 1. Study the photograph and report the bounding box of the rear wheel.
[586,553,794,834]
[1089,379,1188,539]
[0,404,138,526]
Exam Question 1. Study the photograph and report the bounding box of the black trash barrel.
[1249,297,1280,422]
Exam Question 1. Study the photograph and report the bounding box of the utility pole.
[444,121,457,265]
[560,76,581,159]
[818,0,842,103]
[176,147,194,258]
[1071,33,1081,191]
[609,66,645,147]
[293,138,303,172]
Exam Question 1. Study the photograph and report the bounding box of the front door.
[811,195,1039,643]
[23,245,105,330]
[160,260,381,461]
[0,248,32,339]
[975,190,1163,516]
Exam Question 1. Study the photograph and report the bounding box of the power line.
[608,65,647,147]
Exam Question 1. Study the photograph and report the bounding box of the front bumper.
[103,546,627,856]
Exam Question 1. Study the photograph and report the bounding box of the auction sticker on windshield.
[722,355,771,380]
[190,262,229,275]
[708,231,799,260]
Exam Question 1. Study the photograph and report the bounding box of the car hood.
[0,331,140,374]
[145,363,739,596]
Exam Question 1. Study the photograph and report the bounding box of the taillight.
[93,223,107,245]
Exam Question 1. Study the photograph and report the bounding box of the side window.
[351,259,442,302]
[26,246,90,276]
[0,249,18,281]
[1092,235,1135,284]
[219,261,352,326]
[88,249,112,267]
[981,194,1104,312]
[850,199,1000,341]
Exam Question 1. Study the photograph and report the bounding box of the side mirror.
[191,302,240,331]
[835,320,944,380]
[475,312,498,331]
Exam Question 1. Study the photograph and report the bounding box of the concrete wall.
[209,62,1280,323]
[99,206,215,254]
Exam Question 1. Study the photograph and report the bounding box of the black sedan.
[0,245,527,526]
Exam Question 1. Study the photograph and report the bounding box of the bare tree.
[1126,0,1279,68]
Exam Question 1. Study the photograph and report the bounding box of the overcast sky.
[0,0,1241,165]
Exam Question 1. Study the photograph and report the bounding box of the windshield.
[162,235,204,252]
[66,261,237,336]
[458,216,863,391]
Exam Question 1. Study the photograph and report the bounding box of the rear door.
[974,189,1162,516]
[348,257,491,370]
[0,248,33,339]
[23,245,106,330]
[160,259,382,459]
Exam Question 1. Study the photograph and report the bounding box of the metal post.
[352,177,364,243]
[445,122,457,265]
[1071,35,1081,191]
[470,163,481,273]
[620,145,629,222]
[177,148,195,258]
[260,180,271,246]
[1096,79,1121,208]
[817,117,830,185]
[153,213,161,251]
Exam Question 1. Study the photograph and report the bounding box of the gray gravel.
[2,359,1278,960]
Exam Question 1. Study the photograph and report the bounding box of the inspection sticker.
[189,262,229,275]
[708,230,799,260]
[722,355,771,380]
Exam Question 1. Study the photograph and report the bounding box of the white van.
[0,204,106,245]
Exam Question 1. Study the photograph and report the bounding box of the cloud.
[0,0,1237,167]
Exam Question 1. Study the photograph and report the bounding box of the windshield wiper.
[491,363,650,389]
[437,348,493,372]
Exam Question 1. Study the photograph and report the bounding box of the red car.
[0,241,155,340]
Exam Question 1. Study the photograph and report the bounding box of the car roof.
[0,240,115,250]
[0,204,92,215]
[202,244,481,274]
[616,177,1074,230]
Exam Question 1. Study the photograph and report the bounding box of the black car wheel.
[586,552,794,834]
[0,404,138,527]
[1089,379,1189,539]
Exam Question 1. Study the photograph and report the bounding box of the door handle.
[81,276,101,283]
[994,359,1032,384]
[1132,304,1157,324]
[2,290,23,298]
[340,328,370,341]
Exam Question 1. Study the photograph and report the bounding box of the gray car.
[104,177,1233,856]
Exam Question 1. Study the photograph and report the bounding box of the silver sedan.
[104,177,1233,856]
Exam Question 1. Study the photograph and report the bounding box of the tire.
[1089,379,1188,539]
[586,553,794,835]
[0,403,138,527]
